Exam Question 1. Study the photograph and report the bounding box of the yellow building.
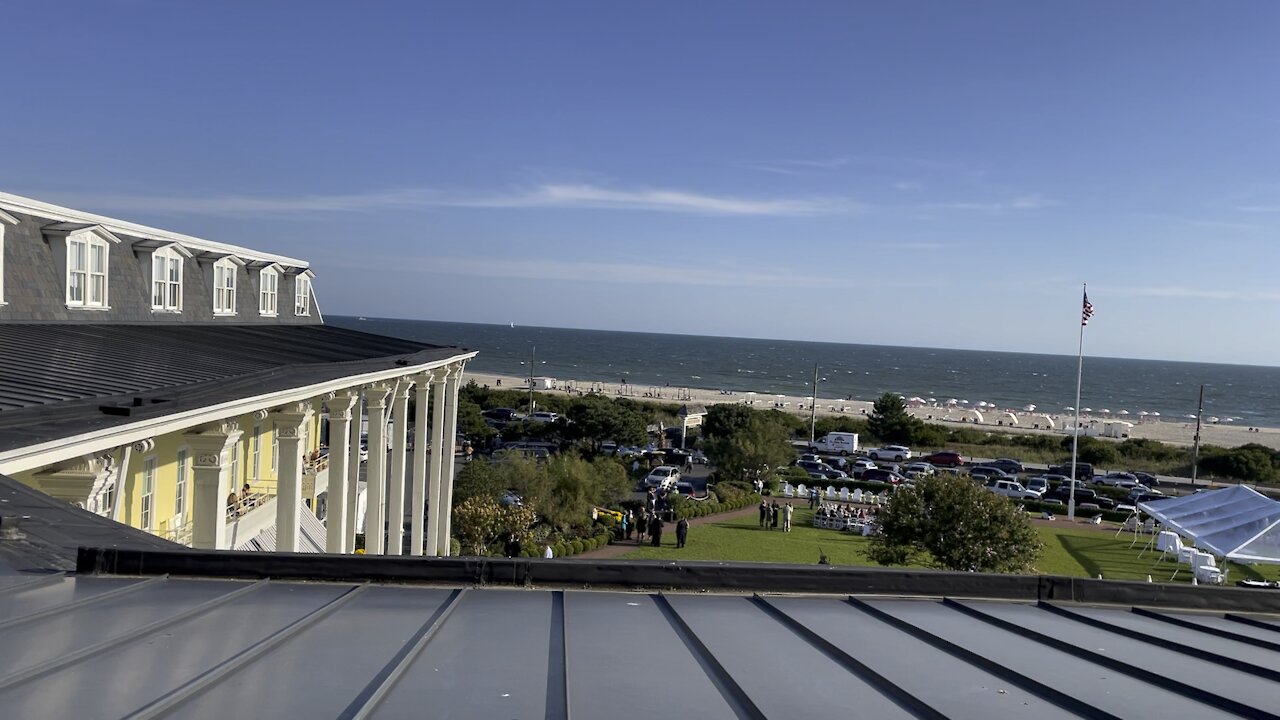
[0,192,474,555]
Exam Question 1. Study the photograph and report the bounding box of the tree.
[564,395,648,450]
[704,414,794,485]
[702,404,756,441]
[866,393,923,445]
[868,474,1043,573]
[452,495,538,556]
[456,397,498,445]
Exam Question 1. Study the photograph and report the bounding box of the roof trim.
[0,351,476,474]
[0,191,308,268]
[0,209,17,225]
[42,222,124,244]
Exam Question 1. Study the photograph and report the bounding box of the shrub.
[572,539,586,555]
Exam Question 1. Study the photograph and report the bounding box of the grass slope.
[622,506,1280,583]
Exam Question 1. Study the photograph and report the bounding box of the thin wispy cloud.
[61,184,845,218]
[359,255,853,289]
[1106,286,1280,302]
[915,194,1060,213]
[742,157,850,175]
[1237,204,1280,213]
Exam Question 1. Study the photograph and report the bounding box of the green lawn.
[622,507,1280,583]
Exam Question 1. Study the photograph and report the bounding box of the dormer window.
[294,274,311,316]
[151,245,184,312]
[213,257,237,315]
[67,232,110,308]
[259,266,279,316]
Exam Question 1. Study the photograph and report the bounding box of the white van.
[809,432,859,456]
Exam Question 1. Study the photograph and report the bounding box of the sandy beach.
[466,371,1280,451]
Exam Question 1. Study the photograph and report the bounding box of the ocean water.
[331,317,1280,427]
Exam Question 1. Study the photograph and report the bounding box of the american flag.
[1082,291,1094,326]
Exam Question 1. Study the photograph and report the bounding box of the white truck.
[808,432,859,456]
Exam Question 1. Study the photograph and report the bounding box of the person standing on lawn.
[650,514,664,547]
[759,498,769,528]
[771,500,780,530]
[783,502,794,532]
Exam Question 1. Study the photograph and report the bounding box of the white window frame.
[252,424,262,479]
[213,257,237,315]
[176,447,190,520]
[294,274,311,316]
[66,231,111,309]
[259,267,279,316]
[272,436,278,475]
[151,246,184,312]
[141,456,157,531]
[229,442,240,486]
[0,210,16,305]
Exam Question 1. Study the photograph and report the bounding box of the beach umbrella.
[927,397,937,403]
[1100,408,1111,414]
[960,399,970,404]
[1081,407,1092,413]
[1207,416,1220,423]
[1138,411,1149,416]
[1022,404,1037,412]
[1117,410,1130,415]
[1064,406,1075,411]
[1186,414,1197,419]
[1222,417,1235,423]
[1150,411,1161,417]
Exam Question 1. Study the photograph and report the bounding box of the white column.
[386,378,412,555]
[184,422,242,550]
[435,364,465,556]
[425,371,448,556]
[272,402,314,553]
[326,390,359,554]
[410,373,432,556]
[364,384,392,554]
[345,393,363,552]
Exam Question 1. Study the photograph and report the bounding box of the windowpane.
[168,283,180,308]
[90,243,106,273]
[69,274,84,302]
[70,240,86,271]
[90,274,105,304]
[153,280,166,307]
[168,257,180,282]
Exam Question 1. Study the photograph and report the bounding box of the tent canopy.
[1139,485,1280,565]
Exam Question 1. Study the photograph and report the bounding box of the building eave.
[0,350,477,475]
[0,191,309,268]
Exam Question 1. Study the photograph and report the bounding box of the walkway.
[574,504,762,559]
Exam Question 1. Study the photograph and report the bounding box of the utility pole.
[1191,384,1204,485]
[528,345,536,414]
[809,363,819,443]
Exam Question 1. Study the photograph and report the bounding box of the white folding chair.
[1192,551,1225,585]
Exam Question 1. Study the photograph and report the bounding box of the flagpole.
[1068,284,1087,522]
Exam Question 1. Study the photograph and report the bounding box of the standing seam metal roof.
[0,573,1277,720]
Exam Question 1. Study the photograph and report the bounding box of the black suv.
[1048,462,1094,479]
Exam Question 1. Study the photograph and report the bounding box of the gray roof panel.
[863,599,1240,720]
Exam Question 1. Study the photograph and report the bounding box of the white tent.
[1138,486,1280,565]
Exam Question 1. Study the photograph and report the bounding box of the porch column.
[364,384,392,554]
[410,372,433,556]
[272,402,314,553]
[386,378,412,555]
[434,363,466,556]
[425,370,448,556]
[345,392,363,552]
[185,422,242,550]
[326,389,360,553]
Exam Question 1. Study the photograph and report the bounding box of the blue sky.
[3,1,1279,365]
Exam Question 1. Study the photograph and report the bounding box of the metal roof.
[0,574,1278,719]
[0,324,467,453]
[0,474,178,575]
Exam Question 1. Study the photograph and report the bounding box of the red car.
[921,451,965,467]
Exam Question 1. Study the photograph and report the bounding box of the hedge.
[675,492,761,520]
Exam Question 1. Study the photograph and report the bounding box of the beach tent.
[1138,486,1280,564]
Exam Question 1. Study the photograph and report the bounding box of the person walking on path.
[624,510,635,541]
[783,502,794,532]
[759,498,769,528]
[636,511,647,544]
[650,514,664,547]
[675,516,689,548]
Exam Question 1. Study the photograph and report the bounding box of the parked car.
[987,479,1041,499]
[903,462,936,477]
[359,444,369,463]
[481,407,522,422]
[1025,476,1050,494]
[674,481,696,496]
[1095,472,1138,487]
[526,411,561,423]
[644,466,682,489]
[1047,462,1095,479]
[920,451,965,467]
[1047,485,1097,503]
[1131,492,1165,504]
[984,458,1025,474]
[1128,486,1164,500]
[861,468,906,484]
[797,460,847,479]
[868,445,913,462]
[969,467,1010,482]
[1130,471,1161,487]
[848,459,878,477]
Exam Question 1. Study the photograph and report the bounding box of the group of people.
[624,507,690,548]
[814,502,878,523]
[758,498,794,532]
